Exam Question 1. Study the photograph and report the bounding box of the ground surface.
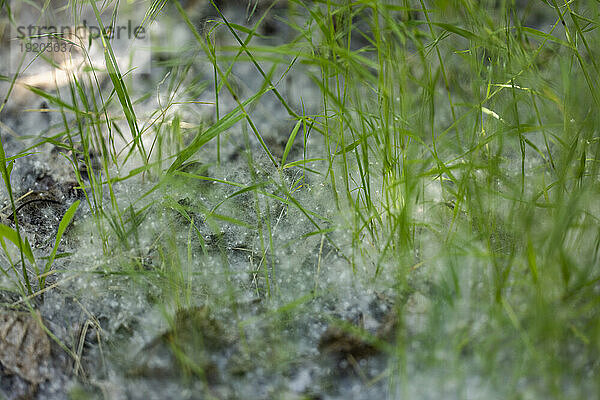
[0,1,599,399]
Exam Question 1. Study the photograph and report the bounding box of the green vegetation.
[1,0,599,398]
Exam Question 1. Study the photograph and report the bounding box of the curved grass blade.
[0,224,36,266]
[39,200,80,290]
[0,135,33,294]
[167,88,269,174]
[88,0,146,162]
[281,119,302,166]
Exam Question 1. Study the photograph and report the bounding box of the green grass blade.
[167,88,269,174]
[39,200,80,290]
[0,134,33,294]
[281,119,302,166]
[88,0,146,162]
[0,224,36,266]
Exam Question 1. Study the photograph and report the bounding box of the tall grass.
[290,0,600,395]
[1,0,599,397]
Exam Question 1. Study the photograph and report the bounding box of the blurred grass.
[1,0,599,397]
